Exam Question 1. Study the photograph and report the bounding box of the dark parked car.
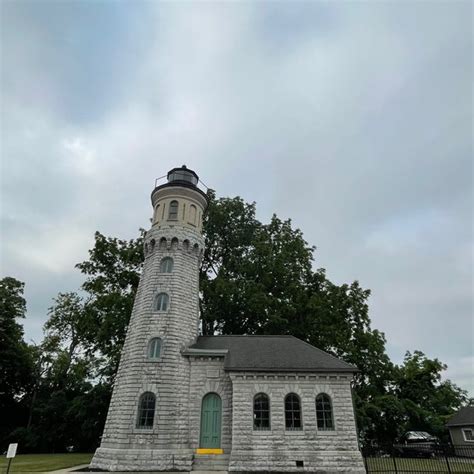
[393,431,441,458]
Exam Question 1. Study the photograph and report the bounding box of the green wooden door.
[200,393,222,448]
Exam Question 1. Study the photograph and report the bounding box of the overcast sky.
[1,1,472,394]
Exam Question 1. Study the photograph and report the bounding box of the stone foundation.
[229,449,365,473]
[90,447,194,471]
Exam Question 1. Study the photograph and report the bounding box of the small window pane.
[285,393,302,430]
[316,393,334,430]
[168,200,179,220]
[160,257,173,273]
[155,293,169,311]
[136,392,155,429]
[463,429,474,441]
[254,393,270,430]
[148,338,162,359]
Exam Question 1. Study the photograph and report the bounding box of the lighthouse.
[91,166,208,471]
[91,166,365,473]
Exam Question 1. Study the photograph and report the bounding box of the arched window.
[285,393,302,430]
[316,393,334,430]
[254,393,270,430]
[160,257,173,273]
[154,293,169,311]
[136,392,155,429]
[148,338,162,359]
[168,200,179,220]
[189,204,197,224]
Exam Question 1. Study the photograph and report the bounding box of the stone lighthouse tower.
[91,166,208,471]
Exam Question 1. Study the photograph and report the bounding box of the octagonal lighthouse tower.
[91,166,208,471]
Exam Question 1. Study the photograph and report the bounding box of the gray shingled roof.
[187,335,358,373]
[446,406,474,427]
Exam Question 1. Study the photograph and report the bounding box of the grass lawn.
[366,456,474,473]
[0,453,92,472]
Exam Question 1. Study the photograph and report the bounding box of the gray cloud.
[1,1,472,393]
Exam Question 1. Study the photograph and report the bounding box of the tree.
[10,292,110,453]
[394,351,467,441]
[76,230,144,378]
[0,277,34,444]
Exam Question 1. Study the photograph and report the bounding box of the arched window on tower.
[136,392,156,429]
[284,393,302,430]
[160,257,173,273]
[254,393,270,430]
[168,200,179,220]
[189,204,197,224]
[148,338,162,359]
[316,393,334,430]
[154,293,169,311]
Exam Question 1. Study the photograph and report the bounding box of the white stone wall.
[91,220,204,471]
[228,372,365,473]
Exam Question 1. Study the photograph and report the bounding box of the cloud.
[1,1,472,394]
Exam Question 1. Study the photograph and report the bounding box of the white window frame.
[462,428,474,442]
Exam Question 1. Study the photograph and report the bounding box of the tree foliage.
[0,277,34,443]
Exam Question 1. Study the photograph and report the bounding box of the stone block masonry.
[228,372,366,473]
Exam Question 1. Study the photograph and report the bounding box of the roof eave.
[182,348,228,357]
[225,367,359,373]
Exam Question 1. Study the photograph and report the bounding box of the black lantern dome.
[167,165,199,186]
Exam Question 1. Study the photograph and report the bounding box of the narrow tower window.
[136,392,156,429]
[148,338,162,359]
[160,257,173,273]
[189,204,197,224]
[154,293,169,311]
[254,393,270,430]
[168,200,179,220]
[285,393,302,430]
[316,393,334,430]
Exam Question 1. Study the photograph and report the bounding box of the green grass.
[366,456,474,473]
[0,453,92,473]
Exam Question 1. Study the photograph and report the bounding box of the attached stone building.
[91,166,365,472]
